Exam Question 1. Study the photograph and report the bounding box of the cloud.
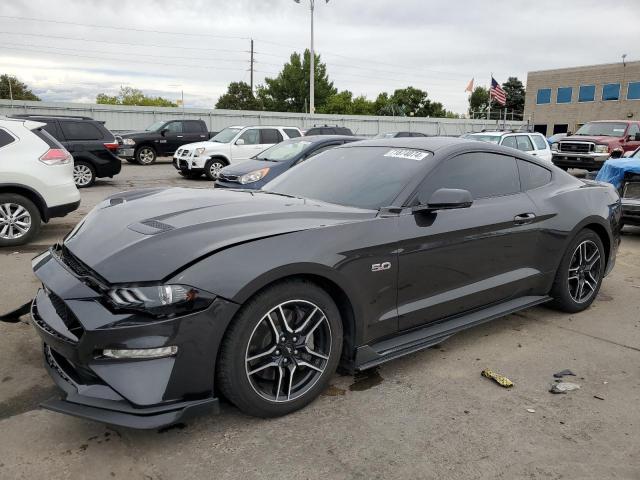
[1,0,639,113]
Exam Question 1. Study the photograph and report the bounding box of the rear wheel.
[0,194,41,247]
[549,229,605,312]
[73,160,96,188]
[135,146,156,165]
[205,158,226,180]
[217,280,343,417]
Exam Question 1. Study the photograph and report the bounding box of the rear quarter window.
[284,128,301,138]
[0,128,16,148]
[33,128,64,148]
[60,121,103,140]
[517,159,552,190]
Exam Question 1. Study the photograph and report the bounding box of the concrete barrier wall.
[0,100,525,136]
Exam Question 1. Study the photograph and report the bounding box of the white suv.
[173,125,302,180]
[465,131,552,162]
[0,116,80,246]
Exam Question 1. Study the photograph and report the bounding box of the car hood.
[63,188,374,283]
[562,135,619,144]
[222,159,287,175]
[182,141,229,151]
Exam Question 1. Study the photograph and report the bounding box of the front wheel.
[204,159,226,180]
[549,229,605,312]
[0,194,41,247]
[135,146,157,165]
[217,280,343,417]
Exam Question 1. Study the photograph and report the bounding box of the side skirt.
[354,295,551,371]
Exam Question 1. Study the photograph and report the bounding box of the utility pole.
[294,0,329,115]
[8,76,13,108]
[250,38,254,93]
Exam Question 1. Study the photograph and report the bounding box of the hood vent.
[128,219,175,235]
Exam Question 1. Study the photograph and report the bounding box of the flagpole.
[488,73,492,124]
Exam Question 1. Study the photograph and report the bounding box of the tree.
[468,86,489,117]
[215,81,262,110]
[96,86,177,107]
[502,77,526,115]
[351,95,375,115]
[374,86,447,117]
[0,74,40,101]
[257,49,336,113]
[318,90,353,114]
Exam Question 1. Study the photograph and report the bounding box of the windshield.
[631,148,640,158]
[574,122,628,137]
[211,127,242,143]
[257,139,312,162]
[263,146,433,210]
[145,120,166,131]
[467,135,501,144]
[374,133,397,139]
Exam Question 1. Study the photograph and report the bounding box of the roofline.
[527,60,640,76]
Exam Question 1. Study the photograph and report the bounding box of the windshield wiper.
[257,190,300,199]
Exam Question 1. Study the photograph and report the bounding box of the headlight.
[122,138,136,146]
[239,167,270,184]
[107,284,214,317]
[194,147,206,157]
[594,144,609,154]
[551,143,559,151]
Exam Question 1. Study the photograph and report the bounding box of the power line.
[0,15,249,40]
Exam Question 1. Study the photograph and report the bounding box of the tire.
[178,170,202,179]
[125,158,137,164]
[72,160,96,188]
[217,280,343,417]
[205,158,226,181]
[549,229,605,313]
[0,194,41,247]
[135,146,157,165]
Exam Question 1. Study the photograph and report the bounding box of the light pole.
[294,0,329,115]
[169,84,184,115]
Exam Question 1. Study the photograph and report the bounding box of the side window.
[60,121,103,140]
[531,134,549,150]
[515,135,534,151]
[184,121,203,133]
[501,136,517,148]
[0,128,15,148]
[300,143,340,162]
[238,129,260,145]
[627,124,639,138]
[260,128,283,144]
[165,122,183,133]
[416,152,520,203]
[518,159,552,190]
[284,128,301,139]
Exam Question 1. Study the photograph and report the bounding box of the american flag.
[490,77,507,106]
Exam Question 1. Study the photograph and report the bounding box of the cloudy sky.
[1,0,638,114]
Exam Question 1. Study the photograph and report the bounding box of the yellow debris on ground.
[481,368,514,388]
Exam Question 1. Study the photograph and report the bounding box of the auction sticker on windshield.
[383,149,430,161]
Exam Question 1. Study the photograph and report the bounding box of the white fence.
[0,100,526,136]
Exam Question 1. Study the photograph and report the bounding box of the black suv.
[304,125,354,136]
[11,115,121,188]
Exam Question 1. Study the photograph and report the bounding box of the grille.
[58,246,92,277]
[180,149,189,157]
[179,159,189,169]
[48,291,85,339]
[32,302,78,344]
[218,173,239,182]
[176,149,183,156]
[559,142,593,154]
[623,182,640,200]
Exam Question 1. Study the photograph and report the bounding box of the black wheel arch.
[0,183,48,222]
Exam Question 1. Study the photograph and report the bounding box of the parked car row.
[462,130,553,162]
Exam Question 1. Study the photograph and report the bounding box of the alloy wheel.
[0,203,32,240]
[73,164,93,187]
[209,161,224,179]
[245,300,332,403]
[567,239,601,303]
[138,147,155,164]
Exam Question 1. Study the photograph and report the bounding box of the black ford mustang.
[28,137,621,428]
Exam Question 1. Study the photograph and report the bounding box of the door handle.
[177,135,184,138]
[531,152,537,156]
[514,213,536,225]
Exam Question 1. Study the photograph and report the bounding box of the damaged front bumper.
[29,248,240,429]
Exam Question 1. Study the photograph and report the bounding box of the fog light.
[103,346,178,359]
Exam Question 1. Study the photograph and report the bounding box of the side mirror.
[236,138,245,145]
[566,131,572,136]
[413,188,473,213]
[160,128,168,136]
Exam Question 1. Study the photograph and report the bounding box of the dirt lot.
[1,161,639,480]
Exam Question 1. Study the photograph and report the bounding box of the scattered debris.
[481,368,514,388]
[593,395,605,401]
[526,408,536,413]
[0,301,32,323]
[549,382,581,394]
[603,381,609,385]
[553,369,576,378]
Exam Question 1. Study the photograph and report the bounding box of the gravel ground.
[1,160,639,480]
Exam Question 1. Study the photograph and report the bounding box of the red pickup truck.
[551,120,640,171]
